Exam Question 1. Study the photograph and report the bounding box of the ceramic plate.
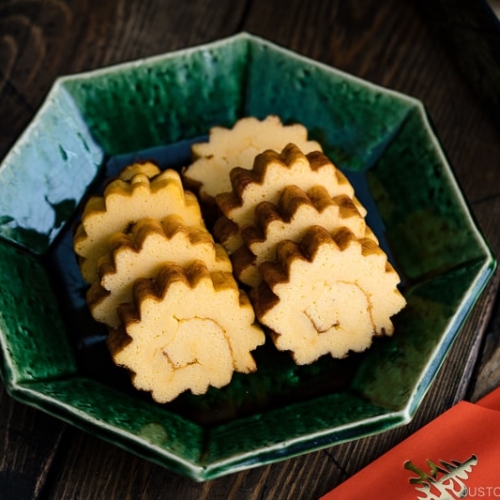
[0,33,495,481]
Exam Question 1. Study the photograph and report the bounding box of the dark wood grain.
[2,0,500,498]
[0,385,66,499]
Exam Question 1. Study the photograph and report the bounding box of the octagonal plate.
[0,33,495,481]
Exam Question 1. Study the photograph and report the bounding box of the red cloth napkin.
[321,386,500,499]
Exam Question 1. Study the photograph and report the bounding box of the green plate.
[0,33,495,481]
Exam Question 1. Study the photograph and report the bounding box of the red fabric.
[321,386,500,499]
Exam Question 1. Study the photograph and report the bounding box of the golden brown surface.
[214,143,363,253]
[107,261,265,403]
[232,185,374,287]
[2,1,500,498]
[251,226,406,364]
[183,115,322,203]
[74,164,204,283]
[87,215,232,328]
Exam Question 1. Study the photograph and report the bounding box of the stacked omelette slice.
[183,116,406,365]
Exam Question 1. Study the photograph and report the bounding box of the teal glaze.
[352,259,490,412]
[61,38,248,156]
[14,376,204,473]
[0,84,102,253]
[0,33,495,481]
[0,241,76,386]
[245,40,414,171]
[367,104,487,281]
[203,391,397,470]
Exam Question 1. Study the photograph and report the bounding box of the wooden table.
[2,1,500,498]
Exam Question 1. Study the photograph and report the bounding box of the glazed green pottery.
[0,32,495,481]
